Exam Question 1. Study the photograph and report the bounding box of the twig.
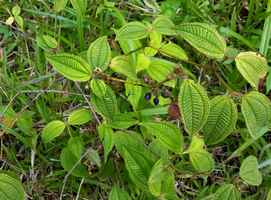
[75,178,85,200]
[59,148,92,200]
[74,82,101,125]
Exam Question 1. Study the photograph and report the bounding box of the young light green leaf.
[147,58,175,84]
[144,31,162,56]
[116,22,149,40]
[37,35,58,50]
[188,136,214,173]
[90,79,107,98]
[125,82,143,110]
[0,173,25,200]
[109,186,131,200]
[87,36,111,71]
[46,53,92,82]
[110,56,137,80]
[68,108,92,125]
[148,159,177,198]
[160,42,188,61]
[54,0,68,12]
[12,5,21,16]
[235,52,268,88]
[241,91,271,138]
[240,156,262,186]
[14,15,24,30]
[178,79,210,135]
[41,120,65,143]
[152,16,176,36]
[140,121,183,153]
[177,23,226,59]
[203,96,237,145]
[214,184,241,200]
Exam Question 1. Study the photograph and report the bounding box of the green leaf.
[148,159,177,198]
[116,22,149,40]
[46,53,92,82]
[160,42,188,61]
[240,156,262,186]
[12,5,21,16]
[0,173,25,200]
[140,121,183,153]
[188,136,214,173]
[177,23,226,59]
[14,15,24,30]
[122,147,153,191]
[91,84,119,120]
[241,91,271,138]
[71,0,87,17]
[54,0,68,12]
[144,31,162,56]
[41,120,65,143]
[109,186,131,200]
[37,35,58,50]
[109,113,138,129]
[87,36,111,71]
[110,56,137,80]
[235,52,268,88]
[90,79,107,98]
[98,124,114,161]
[147,58,175,84]
[178,79,210,135]
[214,184,241,200]
[68,108,92,125]
[60,147,88,178]
[152,16,176,36]
[125,82,143,110]
[203,96,237,145]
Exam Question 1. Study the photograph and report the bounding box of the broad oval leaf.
[177,23,226,59]
[240,156,262,186]
[46,53,92,81]
[241,91,271,138]
[60,147,88,178]
[122,147,153,191]
[97,124,114,161]
[41,120,65,143]
[110,56,137,80]
[87,36,111,71]
[37,35,58,50]
[160,42,188,61]
[178,79,210,135]
[214,184,241,200]
[144,31,162,56]
[90,79,107,98]
[54,0,68,12]
[203,96,237,145]
[152,16,176,36]
[140,121,183,153]
[109,186,131,200]
[68,108,92,125]
[116,22,149,40]
[148,159,177,198]
[147,58,176,86]
[188,136,214,173]
[91,84,119,120]
[0,173,25,200]
[235,52,268,88]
